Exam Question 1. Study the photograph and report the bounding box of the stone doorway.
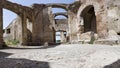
[81,5,97,33]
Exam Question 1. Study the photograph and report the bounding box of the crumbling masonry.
[1,0,120,47]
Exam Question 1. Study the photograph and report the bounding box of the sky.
[3,0,74,29]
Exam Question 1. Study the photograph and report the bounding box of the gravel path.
[0,44,120,68]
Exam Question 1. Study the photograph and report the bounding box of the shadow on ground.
[0,52,12,58]
[104,59,120,68]
[0,52,50,68]
[5,44,61,50]
[0,44,61,67]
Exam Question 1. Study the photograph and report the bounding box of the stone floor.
[0,44,120,68]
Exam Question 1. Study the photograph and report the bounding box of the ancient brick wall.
[106,0,120,34]
[68,0,108,42]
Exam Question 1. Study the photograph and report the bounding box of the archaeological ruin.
[1,0,120,47]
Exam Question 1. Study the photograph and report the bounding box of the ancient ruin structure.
[1,0,120,47]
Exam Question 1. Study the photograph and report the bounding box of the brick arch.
[77,1,108,38]
[0,0,32,47]
[4,1,23,15]
[77,4,93,17]
[80,5,97,33]
[53,12,68,19]
[80,5,94,16]
[47,4,68,11]
[2,0,33,20]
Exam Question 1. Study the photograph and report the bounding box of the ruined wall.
[60,32,67,43]
[32,4,45,45]
[67,1,82,42]
[68,1,81,42]
[43,7,55,44]
[3,16,22,42]
[3,16,33,43]
[1,1,69,46]
[32,4,55,45]
[68,11,80,42]
[71,0,120,43]
[106,0,120,34]
[3,0,120,46]
[55,19,68,31]
[0,0,34,47]
[77,0,108,38]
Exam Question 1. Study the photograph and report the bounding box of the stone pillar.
[32,4,44,45]
[21,12,28,45]
[96,9,108,39]
[96,14,108,39]
[0,7,3,48]
[68,11,73,42]
[68,10,79,42]
[60,32,66,43]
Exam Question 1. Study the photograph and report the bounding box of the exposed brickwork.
[1,0,120,47]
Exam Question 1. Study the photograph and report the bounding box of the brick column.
[60,32,66,43]
[21,12,28,45]
[0,7,4,48]
[96,13,108,38]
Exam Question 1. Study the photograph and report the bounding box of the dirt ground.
[0,44,120,68]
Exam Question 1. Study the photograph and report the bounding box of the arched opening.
[55,15,67,19]
[80,5,97,33]
[54,15,68,43]
[3,9,17,29]
[52,7,68,43]
[3,9,20,45]
[52,8,66,13]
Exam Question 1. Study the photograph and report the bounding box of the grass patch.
[89,36,95,44]
[5,40,19,45]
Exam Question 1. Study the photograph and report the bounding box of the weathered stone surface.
[79,32,91,41]
[54,19,68,31]
[2,0,120,46]
[0,6,4,48]
[95,30,120,45]
[78,32,98,43]
[107,0,120,33]
[108,30,119,41]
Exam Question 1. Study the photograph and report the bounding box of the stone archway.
[53,14,68,43]
[53,12,68,18]
[80,5,97,33]
[0,0,33,47]
[47,5,69,44]
[47,4,68,11]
